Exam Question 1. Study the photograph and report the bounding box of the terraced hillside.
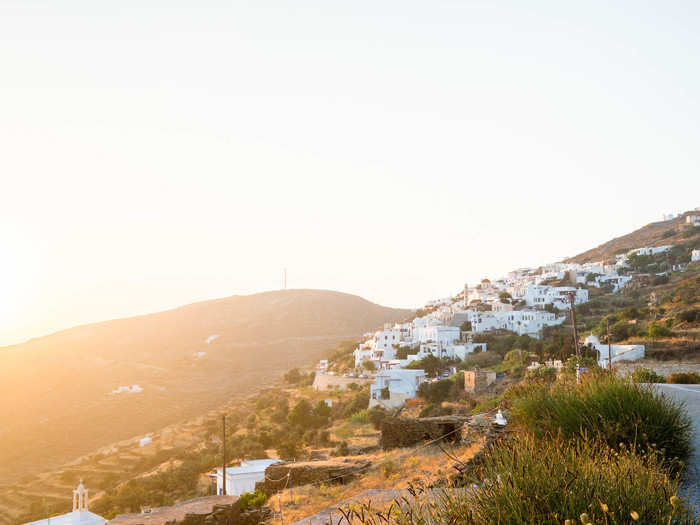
[0,290,409,487]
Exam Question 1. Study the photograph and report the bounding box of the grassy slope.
[566,211,699,264]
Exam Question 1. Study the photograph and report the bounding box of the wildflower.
[565,520,573,525]
[630,510,639,520]
[579,513,591,524]
[670,496,679,507]
[600,502,609,513]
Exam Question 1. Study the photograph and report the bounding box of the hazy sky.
[1,1,699,346]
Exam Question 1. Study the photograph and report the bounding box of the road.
[654,384,700,516]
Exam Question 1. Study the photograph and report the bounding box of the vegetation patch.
[509,375,692,465]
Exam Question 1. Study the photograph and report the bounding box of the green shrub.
[667,372,700,384]
[238,490,268,511]
[367,405,389,430]
[631,367,666,383]
[648,323,672,339]
[524,365,557,383]
[418,378,453,403]
[462,434,692,524]
[676,309,699,323]
[418,403,453,417]
[334,441,350,456]
[348,409,369,425]
[459,351,502,370]
[510,376,692,464]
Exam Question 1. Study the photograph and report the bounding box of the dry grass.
[263,440,485,524]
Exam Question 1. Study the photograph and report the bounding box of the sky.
[1,1,699,346]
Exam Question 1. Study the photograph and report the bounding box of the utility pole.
[566,291,581,382]
[607,318,612,373]
[222,415,227,496]
[278,491,284,525]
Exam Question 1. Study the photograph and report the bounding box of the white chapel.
[22,481,106,525]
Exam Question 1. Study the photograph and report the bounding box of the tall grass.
[337,434,695,524]
[509,375,693,465]
[465,434,693,524]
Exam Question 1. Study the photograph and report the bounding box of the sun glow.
[0,226,46,326]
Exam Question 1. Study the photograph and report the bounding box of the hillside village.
[9,210,700,525]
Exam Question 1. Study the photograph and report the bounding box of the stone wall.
[615,360,700,378]
[380,416,468,450]
[256,460,372,495]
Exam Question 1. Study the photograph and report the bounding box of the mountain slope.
[566,211,699,264]
[0,289,409,484]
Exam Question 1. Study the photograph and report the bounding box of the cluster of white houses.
[312,250,672,409]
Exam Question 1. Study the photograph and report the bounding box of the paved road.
[655,384,700,516]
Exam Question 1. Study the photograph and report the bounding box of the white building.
[369,368,427,409]
[472,309,565,337]
[212,459,281,496]
[583,334,645,368]
[632,245,673,257]
[524,285,588,310]
[692,249,700,262]
[412,324,461,346]
[686,215,700,227]
[403,340,486,364]
[23,482,106,525]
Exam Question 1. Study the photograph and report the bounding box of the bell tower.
[72,480,89,512]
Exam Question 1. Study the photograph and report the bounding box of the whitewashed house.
[23,482,106,525]
[412,324,461,346]
[369,368,427,409]
[212,459,281,496]
[686,215,700,227]
[692,249,700,262]
[583,334,645,368]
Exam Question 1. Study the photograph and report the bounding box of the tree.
[418,378,454,403]
[367,406,389,429]
[288,399,314,428]
[362,360,376,372]
[498,291,512,304]
[276,440,300,460]
[648,323,671,339]
[460,321,472,332]
[313,400,332,425]
[284,368,302,384]
[394,344,411,360]
[405,354,442,377]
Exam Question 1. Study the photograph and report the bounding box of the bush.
[648,323,672,339]
[524,366,557,383]
[460,434,693,524]
[667,372,700,384]
[459,351,502,370]
[367,405,389,430]
[631,367,665,383]
[348,409,369,425]
[418,378,454,403]
[334,441,350,456]
[676,308,699,323]
[238,490,268,511]
[418,403,453,417]
[510,376,692,464]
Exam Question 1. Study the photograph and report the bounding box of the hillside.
[0,289,409,485]
[566,211,700,264]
